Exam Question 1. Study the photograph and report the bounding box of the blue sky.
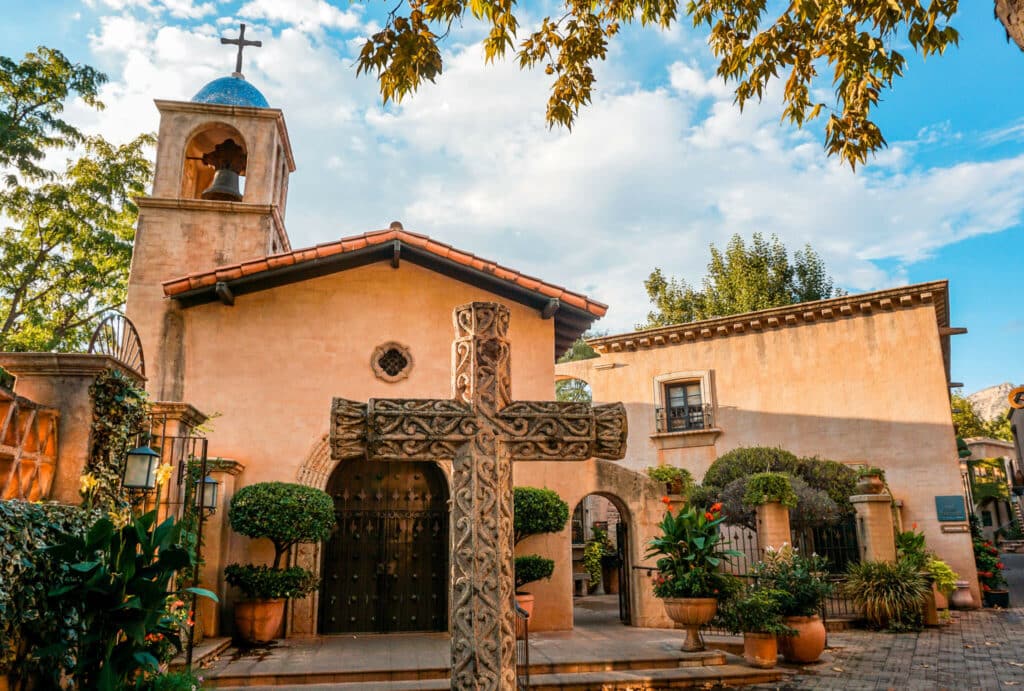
[3,0,1022,395]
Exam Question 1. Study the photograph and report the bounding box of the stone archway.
[570,491,633,627]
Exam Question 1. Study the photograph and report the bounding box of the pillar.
[756,501,792,555]
[200,457,244,638]
[0,353,143,504]
[851,494,897,562]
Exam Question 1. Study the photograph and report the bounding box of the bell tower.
[126,24,295,399]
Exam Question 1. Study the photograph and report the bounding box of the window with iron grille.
[664,381,704,432]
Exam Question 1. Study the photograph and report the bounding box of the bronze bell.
[201,168,243,201]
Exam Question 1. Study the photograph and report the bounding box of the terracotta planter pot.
[950,581,975,610]
[855,475,885,495]
[662,597,718,652]
[515,592,535,620]
[743,632,778,669]
[922,588,940,626]
[778,615,826,663]
[234,599,285,643]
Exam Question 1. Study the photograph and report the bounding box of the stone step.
[213,662,790,690]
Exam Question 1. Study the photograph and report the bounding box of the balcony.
[651,404,720,449]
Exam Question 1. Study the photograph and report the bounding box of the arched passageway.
[569,492,632,628]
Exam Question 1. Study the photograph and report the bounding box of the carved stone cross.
[330,302,627,690]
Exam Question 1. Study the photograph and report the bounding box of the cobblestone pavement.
[747,608,1024,691]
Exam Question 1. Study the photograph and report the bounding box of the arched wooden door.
[319,460,449,633]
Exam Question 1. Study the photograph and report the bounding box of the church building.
[119,54,978,640]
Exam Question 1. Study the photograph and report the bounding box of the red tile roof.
[162,227,608,318]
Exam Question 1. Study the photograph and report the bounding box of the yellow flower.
[155,462,173,488]
[79,473,99,495]
[109,507,131,529]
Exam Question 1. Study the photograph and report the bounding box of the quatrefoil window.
[371,342,413,383]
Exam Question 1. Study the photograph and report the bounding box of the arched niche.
[180,122,249,200]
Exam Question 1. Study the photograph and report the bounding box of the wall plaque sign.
[935,495,967,522]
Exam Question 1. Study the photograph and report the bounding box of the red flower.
[983,584,992,592]
[661,496,672,504]
[997,562,1005,569]
[912,522,917,530]
[704,512,714,520]
[710,502,723,513]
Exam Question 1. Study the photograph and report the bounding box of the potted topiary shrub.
[646,465,693,496]
[718,586,794,669]
[754,545,832,662]
[855,466,886,495]
[226,482,335,643]
[513,487,570,619]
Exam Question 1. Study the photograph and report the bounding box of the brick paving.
[747,608,1024,691]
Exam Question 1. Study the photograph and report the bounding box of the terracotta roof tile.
[162,228,607,318]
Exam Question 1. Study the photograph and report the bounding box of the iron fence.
[700,516,861,635]
[514,597,529,689]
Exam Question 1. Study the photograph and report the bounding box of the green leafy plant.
[925,558,958,598]
[857,466,886,480]
[583,540,604,589]
[142,670,205,691]
[717,586,796,635]
[40,510,216,690]
[753,545,832,617]
[742,472,798,508]
[895,527,928,570]
[84,367,149,512]
[0,501,95,677]
[228,482,335,568]
[646,465,694,493]
[513,487,570,544]
[225,565,318,600]
[646,499,741,598]
[513,487,570,592]
[972,536,1007,593]
[842,559,930,631]
[514,555,555,590]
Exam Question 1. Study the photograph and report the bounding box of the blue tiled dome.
[191,75,269,108]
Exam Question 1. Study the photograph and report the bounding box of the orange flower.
[661,496,672,504]
[704,511,714,520]
[912,522,918,530]
[710,502,722,513]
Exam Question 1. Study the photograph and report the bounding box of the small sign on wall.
[935,495,967,522]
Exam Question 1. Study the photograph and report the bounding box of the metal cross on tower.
[330,301,628,690]
[221,23,262,77]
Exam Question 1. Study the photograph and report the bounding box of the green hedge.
[0,500,95,675]
[514,555,555,590]
[225,564,318,600]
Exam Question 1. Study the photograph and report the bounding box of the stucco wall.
[557,300,980,604]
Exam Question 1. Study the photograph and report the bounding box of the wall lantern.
[123,445,161,491]
[200,475,220,513]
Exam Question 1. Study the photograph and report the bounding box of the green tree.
[0,47,153,352]
[951,392,1014,441]
[354,0,973,168]
[641,233,842,327]
[555,333,601,402]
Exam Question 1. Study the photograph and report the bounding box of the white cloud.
[87,0,214,19]
[72,10,1024,334]
[237,0,363,32]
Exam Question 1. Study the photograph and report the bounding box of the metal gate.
[319,459,449,633]
[616,521,631,624]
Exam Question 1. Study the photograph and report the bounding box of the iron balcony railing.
[655,403,715,433]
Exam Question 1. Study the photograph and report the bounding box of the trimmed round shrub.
[743,472,798,508]
[228,482,335,567]
[703,447,800,490]
[513,487,569,545]
[721,475,840,529]
[514,555,555,590]
[224,564,318,600]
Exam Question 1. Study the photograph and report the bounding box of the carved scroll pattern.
[453,302,511,414]
[367,399,475,461]
[593,402,629,461]
[497,400,594,460]
[329,398,368,460]
[450,428,515,691]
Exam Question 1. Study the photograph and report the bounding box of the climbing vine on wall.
[84,368,148,512]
